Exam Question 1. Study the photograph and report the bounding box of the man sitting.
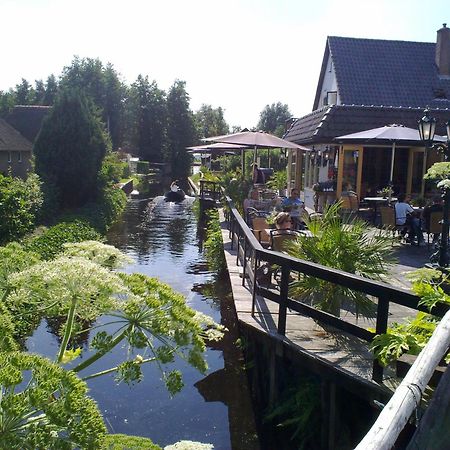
[394,194,424,246]
[282,189,307,229]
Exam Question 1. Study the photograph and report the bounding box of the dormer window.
[323,91,337,106]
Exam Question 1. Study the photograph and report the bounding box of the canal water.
[27,193,259,449]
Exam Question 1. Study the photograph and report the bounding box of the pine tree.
[34,89,109,208]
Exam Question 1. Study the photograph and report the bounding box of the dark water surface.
[28,195,259,449]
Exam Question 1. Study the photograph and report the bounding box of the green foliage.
[204,210,227,273]
[287,202,394,317]
[194,104,229,139]
[127,75,167,162]
[102,434,162,450]
[370,313,439,366]
[34,88,110,208]
[166,80,196,179]
[266,170,287,192]
[0,352,106,449]
[0,173,43,245]
[99,152,129,185]
[371,268,450,365]
[60,57,126,149]
[64,185,127,233]
[257,102,292,137]
[24,220,102,260]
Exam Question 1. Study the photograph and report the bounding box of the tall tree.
[127,75,167,162]
[60,57,125,149]
[15,78,34,105]
[166,80,195,178]
[103,63,126,149]
[34,89,109,208]
[0,90,15,117]
[257,102,292,136]
[194,104,229,139]
[42,74,59,105]
[34,79,46,104]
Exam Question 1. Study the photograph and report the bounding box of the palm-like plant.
[266,170,287,194]
[285,202,394,318]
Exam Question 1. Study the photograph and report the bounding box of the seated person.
[274,212,293,231]
[394,194,424,245]
[243,188,261,212]
[282,189,307,229]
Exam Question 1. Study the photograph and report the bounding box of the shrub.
[102,434,162,449]
[0,173,43,244]
[204,210,226,273]
[60,185,127,233]
[24,220,102,260]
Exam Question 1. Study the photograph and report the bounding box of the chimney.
[436,23,450,76]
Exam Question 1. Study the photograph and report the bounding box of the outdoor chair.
[379,206,408,244]
[269,229,300,253]
[425,211,443,247]
[339,196,358,220]
[251,217,271,247]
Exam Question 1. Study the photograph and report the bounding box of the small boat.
[164,189,186,202]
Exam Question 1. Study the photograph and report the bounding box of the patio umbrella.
[335,124,445,200]
[203,130,309,176]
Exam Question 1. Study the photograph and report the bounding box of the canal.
[26,192,259,448]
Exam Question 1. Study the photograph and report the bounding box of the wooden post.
[373,296,390,382]
[277,263,290,335]
[242,237,247,286]
[251,254,258,316]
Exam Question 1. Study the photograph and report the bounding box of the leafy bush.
[371,268,450,365]
[287,202,394,317]
[0,173,43,244]
[60,185,127,233]
[24,220,102,260]
[99,151,129,185]
[204,209,226,273]
[102,434,162,449]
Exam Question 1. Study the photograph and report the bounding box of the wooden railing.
[224,195,450,383]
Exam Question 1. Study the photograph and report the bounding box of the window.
[18,152,22,163]
[7,152,12,163]
[327,91,337,105]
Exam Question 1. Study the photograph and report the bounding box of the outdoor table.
[363,197,398,224]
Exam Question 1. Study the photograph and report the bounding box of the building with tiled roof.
[284,25,450,210]
[0,118,33,178]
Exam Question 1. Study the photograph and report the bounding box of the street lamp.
[418,109,450,268]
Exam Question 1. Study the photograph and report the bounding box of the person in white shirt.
[394,194,424,245]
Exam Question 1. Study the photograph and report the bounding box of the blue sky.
[1,0,448,128]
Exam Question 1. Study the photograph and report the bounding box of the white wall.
[318,55,340,108]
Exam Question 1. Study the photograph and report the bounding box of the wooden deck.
[220,212,420,397]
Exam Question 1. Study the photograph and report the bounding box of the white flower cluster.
[63,241,133,268]
[437,179,450,190]
[164,441,214,450]
[9,256,129,318]
[193,311,227,341]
